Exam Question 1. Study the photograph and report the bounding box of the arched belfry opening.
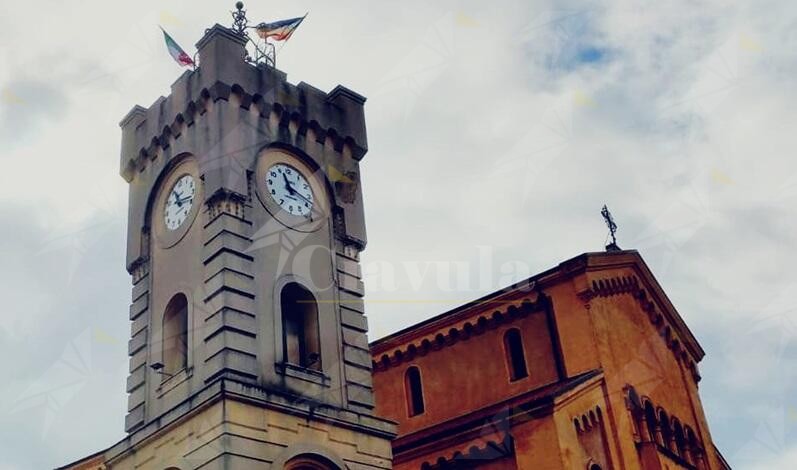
[281,282,321,370]
[162,293,188,374]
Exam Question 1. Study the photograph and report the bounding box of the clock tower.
[106,20,394,470]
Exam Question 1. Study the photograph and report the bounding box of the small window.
[504,329,528,381]
[645,402,658,444]
[281,283,321,370]
[659,409,673,449]
[162,294,188,374]
[405,366,425,416]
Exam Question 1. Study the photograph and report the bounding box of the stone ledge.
[107,378,397,465]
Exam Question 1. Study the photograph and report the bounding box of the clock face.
[164,174,196,231]
[265,163,314,217]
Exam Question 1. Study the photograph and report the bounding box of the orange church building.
[371,249,731,470]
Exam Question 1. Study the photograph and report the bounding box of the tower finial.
[601,205,621,252]
[231,1,248,35]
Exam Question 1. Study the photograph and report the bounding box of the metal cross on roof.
[601,205,621,251]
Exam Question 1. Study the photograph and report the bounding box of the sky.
[0,0,796,468]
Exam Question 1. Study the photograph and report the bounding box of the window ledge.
[157,366,192,397]
[275,362,330,387]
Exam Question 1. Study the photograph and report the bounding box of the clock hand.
[290,188,313,206]
[282,172,294,193]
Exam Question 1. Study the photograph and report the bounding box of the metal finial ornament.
[229,1,276,68]
[231,2,248,36]
[601,205,620,251]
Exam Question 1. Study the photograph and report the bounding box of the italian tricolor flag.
[160,27,195,67]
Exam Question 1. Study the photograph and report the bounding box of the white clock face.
[164,174,196,231]
[265,163,314,217]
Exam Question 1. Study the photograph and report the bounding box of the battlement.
[119,24,369,183]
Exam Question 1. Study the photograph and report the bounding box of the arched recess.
[271,445,346,470]
[644,401,658,445]
[142,153,198,230]
[503,328,529,381]
[280,282,321,370]
[673,418,686,457]
[658,408,673,450]
[162,293,188,374]
[284,454,340,470]
[405,365,425,417]
[258,143,337,205]
[146,154,202,250]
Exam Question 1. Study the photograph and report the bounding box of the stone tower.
[109,22,394,469]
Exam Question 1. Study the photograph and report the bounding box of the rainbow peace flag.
[254,15,307,41]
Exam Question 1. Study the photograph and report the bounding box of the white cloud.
[2,0,797,468]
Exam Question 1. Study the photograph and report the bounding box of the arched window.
[686,426,701,461]
[503,328,528,381]
[673,420,686,457]
[405,366,425,417]
[658,409,673,450]
[281,283,321,370]
[163,294,188,374]
[644,401,658,445]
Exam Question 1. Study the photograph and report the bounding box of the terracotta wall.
[556,265,715,469]
[373,309,560,436]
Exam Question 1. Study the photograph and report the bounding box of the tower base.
[61,379,395,470]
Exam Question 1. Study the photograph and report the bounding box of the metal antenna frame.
[231,2,276,68]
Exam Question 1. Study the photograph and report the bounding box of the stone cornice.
[580,274,702,383]
[418,436,513,469]
[370,250,707,384]
[119,80,367,182]
[577,251,705,362]
[104,377,397,466]
[371,293,549,372]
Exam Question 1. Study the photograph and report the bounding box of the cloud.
[0,80,69,148]
[0,0,795,468]
[0,206,128,468]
